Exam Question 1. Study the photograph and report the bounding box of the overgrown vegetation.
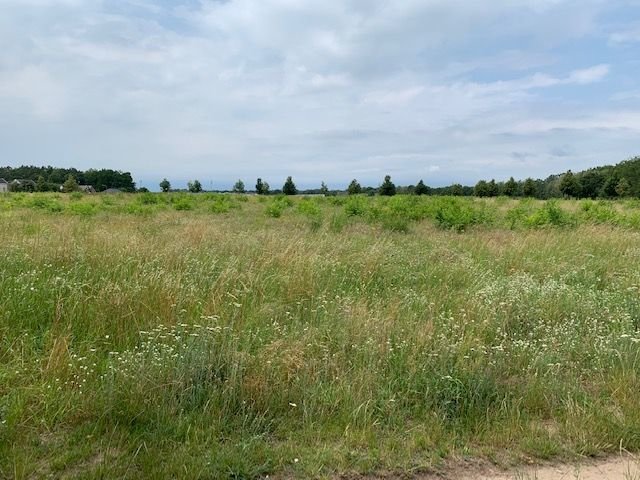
[2,193,640,479]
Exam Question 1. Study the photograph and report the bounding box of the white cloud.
[0,0,636,188]
[609,25,640,44]
[0,66,67,119]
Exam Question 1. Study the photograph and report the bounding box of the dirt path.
[452,454,640,480]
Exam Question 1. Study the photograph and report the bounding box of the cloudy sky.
[1,0,639,190]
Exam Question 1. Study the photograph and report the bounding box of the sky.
[0,0,639,190]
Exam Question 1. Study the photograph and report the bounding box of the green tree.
[450,183,463,196]
[503,176,518,197]
[320,181,329,195]
[36,175,47,192]
[188,179,202,193]
[415,179,430,195]
[62,175,79,193]
[282,176,297,195]
[160,178,171,193]
[233,179,245,193]
[559,170,580,198]
[256,178,270,195]
[601,173,620,198]
[474,180,489,197]
[523,178,536,197]
[487,179,499,197]
[378,175,396,196]
[579,171,605,199]
[347,179,361,195]
[616,177,631,197]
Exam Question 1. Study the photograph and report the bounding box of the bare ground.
[423,454,640,480]
[333,454,640,480]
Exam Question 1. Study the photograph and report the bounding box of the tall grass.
[1,193,640,478]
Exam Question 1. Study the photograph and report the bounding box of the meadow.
[1,192,640,479]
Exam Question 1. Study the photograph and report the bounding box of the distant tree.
[320,181,329,195]
[347,179,362,195]
[450,183,463,196]
[378,175,396,196]
[188,179,203,193]
[282,176,297,195]
[601,173,620,198]
[474,180,489,197]
[233,179,246,193]
[415,179,430,195]
[36,175,47,192]
[559,170,580,198]
[256,178,270,195]
[487,179,499,197]
[160,178,171,193]
[62,175,79,193]
[503,176,519,197]
[616,177,631,197]
[579,170,605,199]
[137,187,150,193]
[522,178,536,197]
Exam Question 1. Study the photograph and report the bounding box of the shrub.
[137,192,159,205]
[265,198,291,218]
[27,196,64,213]
[344,196,368,216]
[434,198,480,232]
[173,199,193,211]
[67,202,99,216]
[525,200,575,228]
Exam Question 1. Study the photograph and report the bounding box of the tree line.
[0,166,136,192]
[4,156,640,198]
[158,157,639,198]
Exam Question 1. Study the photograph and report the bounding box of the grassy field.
[2,192,640,479]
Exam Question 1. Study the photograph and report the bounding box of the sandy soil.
[452,454,640,480]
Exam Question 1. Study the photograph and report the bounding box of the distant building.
[10,179,36,192]
[0,178,8,193]
[78,185,96,193]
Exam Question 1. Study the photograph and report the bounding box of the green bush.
[137,192,159,205]
[434,198,480,232]
[67,202,99,216]
[26,196,64,213]
[265,198,291,218]
[344,196,368,216]
[525,200,575,228]
[208,195,238,214]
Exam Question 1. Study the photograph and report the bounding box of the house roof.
[0,178,7,184]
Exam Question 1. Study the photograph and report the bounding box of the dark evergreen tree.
[522,178,536,197]
[347,179,362,195]
[282,176,297,195]
[378,175,396,196]
[415,179,430,195]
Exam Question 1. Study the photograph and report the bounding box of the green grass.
[1,192,640,478]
